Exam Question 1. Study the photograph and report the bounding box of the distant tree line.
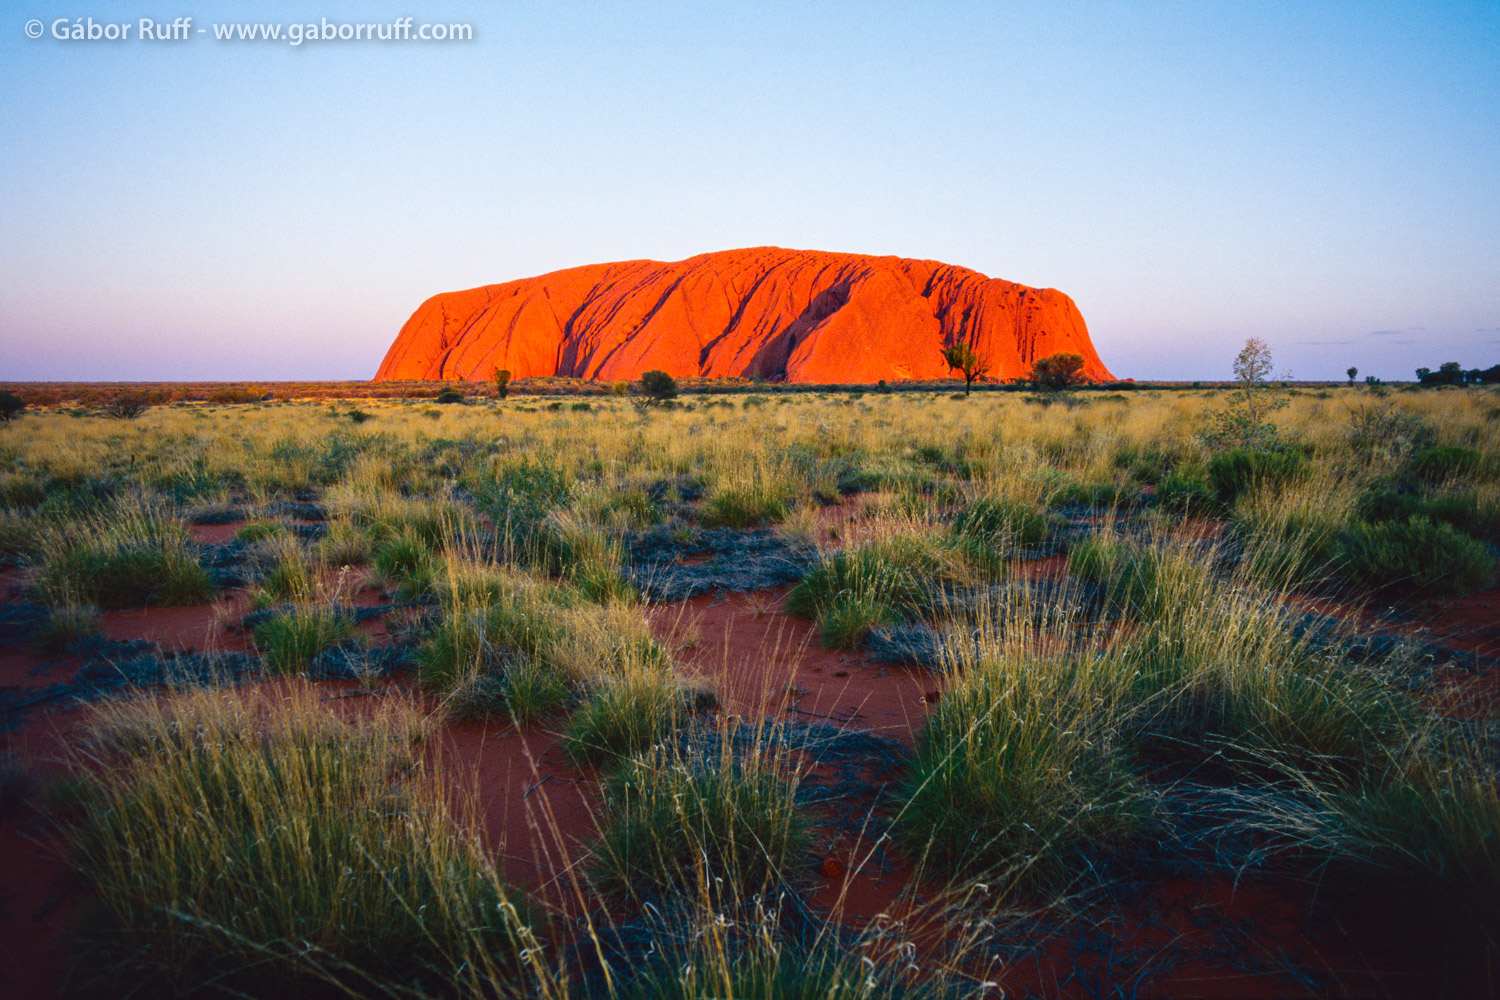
[1414,362,1500,385]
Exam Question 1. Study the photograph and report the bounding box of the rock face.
[375,247,1113,384]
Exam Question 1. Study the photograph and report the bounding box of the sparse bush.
[1029,351,1087,391]
[435,386,466,404]
[205,387,264,404]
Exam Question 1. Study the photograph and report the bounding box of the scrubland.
[1,383,1497,998]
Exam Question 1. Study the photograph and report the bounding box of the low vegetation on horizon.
[1,345,1498,998]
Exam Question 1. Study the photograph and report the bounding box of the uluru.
[375,247,1113,384]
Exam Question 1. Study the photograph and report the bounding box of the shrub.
[346,408,373,424]
[1406,445,1483,483]
[640,370,678,403]
[66,686,535,997]
[205,387,264,404]
[435,387,466,404]
[253,606,353,674]
[102,393,150,419]
[591,741,808,901]
[1206,448,1306,504]
[0,390,25,422]
[1029,352,1087,391]
[1358,488,1500,542]
[1336,517,1494,598]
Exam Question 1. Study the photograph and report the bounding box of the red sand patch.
[439,722,596,907]
[186,521,244,544]
[646,588,931,745]
[99,596,253,655]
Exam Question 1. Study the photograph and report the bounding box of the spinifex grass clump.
[534,510,635,603]
[1207,447,1306,504]
[1071,531,1419,778]
[253,604,353,675]
[66,685,539,998]
[1295,753,1500,990]
[591,734,809,903]
[252,532,320,604]
[699,457,801,528]
[373,525,435,583]
[898,652,1150,890]
[1229,476,1353,588]
[561,669,712,762]
[948,495,1055,561]
[418,559,692,737]
[36,504,214,608]
[32,604,101,655]
[789,530,990,649]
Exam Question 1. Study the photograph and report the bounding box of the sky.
[1,1,1496,383]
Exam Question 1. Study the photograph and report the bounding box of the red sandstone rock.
[374,248,1113,384]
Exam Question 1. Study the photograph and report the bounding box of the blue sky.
[1,1,1496,381]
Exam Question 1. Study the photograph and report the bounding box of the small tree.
[1029,352,1087,392]
[1346,366,1358,385]
[1200,337,1289,450]
[0,391,25,423]
[940,343,990,396]
[640,370,678,404]
[492,368,511,400]
[103,392,149,419]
